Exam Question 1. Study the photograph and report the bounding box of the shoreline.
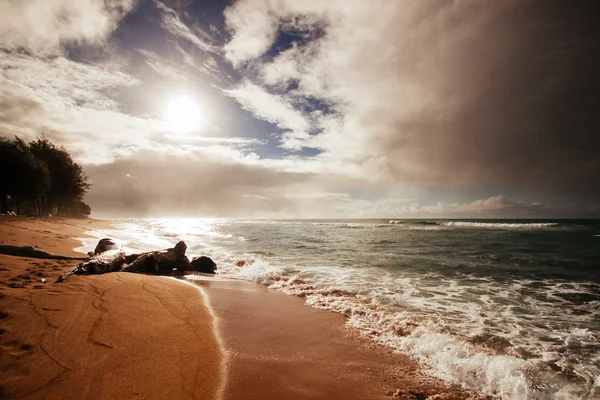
[174,277,230,400]
[0,216,476,399]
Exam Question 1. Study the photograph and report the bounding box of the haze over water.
[85,218,600,400]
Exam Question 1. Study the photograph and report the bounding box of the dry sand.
[0,216,474,400]
[0,217,221,399]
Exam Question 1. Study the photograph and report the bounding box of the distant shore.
[0,216,474,399]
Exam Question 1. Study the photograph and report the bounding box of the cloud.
[0,50,261,165]
[0,53,139,111]
[136,49,189,80]
[85,147,568,219]
[154,0,216,53]
[0,0,137,55]
[223,80,311,149]
[223,0,278,66]
[391,195,553,219]
[85,148,314,217]
[0,51,150,159]
[222,0,600,198]
[1,0,597,218]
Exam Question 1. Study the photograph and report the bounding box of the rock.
[94,238,119,254]
[190,256,217,274]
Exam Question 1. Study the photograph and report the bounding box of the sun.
[163,96,201,133]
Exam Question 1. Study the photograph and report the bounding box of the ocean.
[81,218,600,399]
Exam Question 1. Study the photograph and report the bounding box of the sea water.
[87,218,600,399]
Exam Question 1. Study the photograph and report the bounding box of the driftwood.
[56,249,126,282]
[0,238,216,282]
[56,239,217,282]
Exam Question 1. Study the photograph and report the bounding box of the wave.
[445,221,559,229]
[388,220,446,231]
[389,220,440,225]
[341,223,391,228]
[218,260,598,399]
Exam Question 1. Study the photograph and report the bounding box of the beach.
[0,216,473,399]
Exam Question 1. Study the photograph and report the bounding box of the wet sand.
[204,279,471,399]
[0,216,474,399]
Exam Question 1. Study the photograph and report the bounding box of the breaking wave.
[218,259,599,400]
[445,221,560,229]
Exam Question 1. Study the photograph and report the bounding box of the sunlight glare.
[163,96,201,133]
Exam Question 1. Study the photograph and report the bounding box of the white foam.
[216,258,600,399]
[445,221,559,229]
[74,229,106,254]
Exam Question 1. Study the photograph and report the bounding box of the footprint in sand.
[0,341,35,357]
[7,283,24,288]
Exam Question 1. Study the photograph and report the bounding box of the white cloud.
[0,51,259,165]
[152,1,224,81]
[0,53,139,111]
[136,49,189,80]
[223,0,278,66]
[0,0,136,55]
[223,80,311,149]
[154,0,216,53]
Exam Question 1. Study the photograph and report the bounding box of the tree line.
[0,135,91,217]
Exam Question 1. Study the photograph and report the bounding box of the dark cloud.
[379,0,600,196]
[224,0,600,204]
[84,150,313,217]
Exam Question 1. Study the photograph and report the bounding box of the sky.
[0,0,598,218]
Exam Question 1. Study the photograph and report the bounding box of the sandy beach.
[0,217,474,399]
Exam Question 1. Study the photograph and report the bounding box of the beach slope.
[0,217,222,399]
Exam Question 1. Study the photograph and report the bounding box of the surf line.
[166,276,230,400]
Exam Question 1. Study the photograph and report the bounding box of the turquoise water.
[89,219,600,399]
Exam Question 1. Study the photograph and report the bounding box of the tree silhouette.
[0,135,91,217]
